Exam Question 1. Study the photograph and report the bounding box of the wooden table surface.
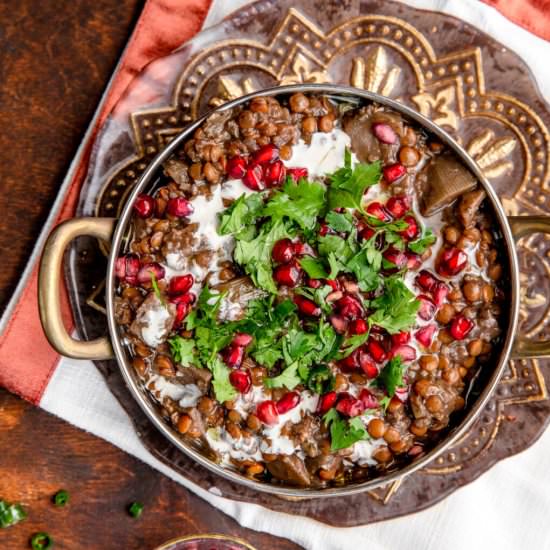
[0,2,300,548]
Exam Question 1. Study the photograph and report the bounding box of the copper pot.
[38,84,550,498]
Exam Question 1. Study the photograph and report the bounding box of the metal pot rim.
[105,83,520,498]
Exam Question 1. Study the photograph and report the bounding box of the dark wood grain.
[0,2,298,548]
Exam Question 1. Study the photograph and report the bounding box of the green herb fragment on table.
[52,490,69,507]
[0,499,27,528]
[128,501,144,519]
[30,532,53,550]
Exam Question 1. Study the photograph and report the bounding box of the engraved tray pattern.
[67,0,550,525]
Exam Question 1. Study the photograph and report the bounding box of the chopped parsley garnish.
[307,365,335,394]
[219,192,264,239]
[408,227,436,254]
[263,178,326,231]
[0,500,27,528]
[377,356,406,397]
[52,490,69,507]
[234,219,291,293]
[149,271,165,305]
[323,408,370,451]
[327,148,381,211]
[299,256,329,279]
[368,277,420,334]
[210,357,238,403]
[325,210,354,233]
[168,336,196,367]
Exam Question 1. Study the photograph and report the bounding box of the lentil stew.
[114,92,508,489]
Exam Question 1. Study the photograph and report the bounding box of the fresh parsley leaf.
[337,331,370,358]
[327,149,381,211]
[209,357,237,402]
[149,271,165,305]
[299,256,329,279]
[325,210,354,233]
[264,362,301,389]
[295,284,333,314]
[363,215,409,231]
[323,408,370,451]
[317,234,355,262]
[327,252,346,279]
[263,178,326,231]
[408,227,437,254]
[379,395,392,411]
[168,336,196,366]
[369,276,420,334]
[218,193,264,238]
[186,286,226,329]
[234,220,291,293]
[377,356,405,397]
[307,364,335,394]
[345,247,381,292]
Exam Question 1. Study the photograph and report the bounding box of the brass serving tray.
[66,0,550,525]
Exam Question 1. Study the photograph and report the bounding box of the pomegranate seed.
[417,294,436,321]
[252,144,279,165]
[137,262,165,284]
[406,252,422,270]
[276,391,301,414]
[400,215,419,241]
[336,295,364,320]
[287,167,308,182]
[319,222,330,236]
[436,247,468,277]
[233,333,253,347]
[293,295,321,316]
[339,349,360,372]
[242,164,265,191]
[349,319,368,335]
[359,388,379,409]
[170,292,196,306]
[226,156,247,179]
[367,339,387,363]
[115,254,140,284]
[415,324,437,347]
[366,201,390,221]
[391,331,411,346]
[273,263,301,287]
[389,344,417,362]
[307,278,322,289]
[169,274,194,295]
[359,226,375,241]
[336,393,365,417]
[222,345,244,369]
[433,282,449,306]
[173,302,191,328]
[318,391,337,414]
[329,314,349,334]
[415,270,438,292]
[383,163,406,183]
[359,351,378,378]
[372,122,397,144]
[383,247,407,269]
[166,197,194,217]
[229,370,252,393]
[264,159,286,187]
[386,196,409,218]
[256,400,279,425]
[133,194,155,218]
[326,279,340,291]
[450,315,474,340]
[272,238,296,263]
[293,241,315,257]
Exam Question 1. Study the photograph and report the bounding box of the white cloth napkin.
[41,1,550,548]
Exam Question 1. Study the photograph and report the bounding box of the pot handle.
[508,216,550,359]
[39,217,116,360]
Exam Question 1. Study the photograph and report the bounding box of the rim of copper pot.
[106,83,520,498]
